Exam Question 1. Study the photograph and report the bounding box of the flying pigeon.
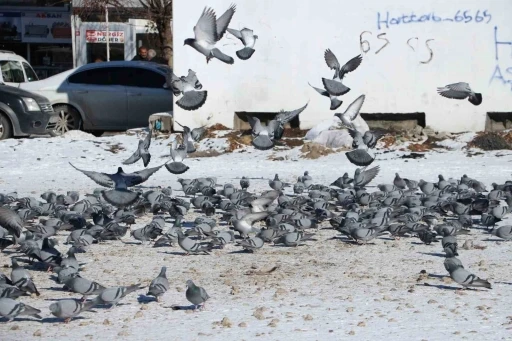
[171,69,208,111]
[232,212,269,238]
[353,166,380,189]
[309,82,343,110]
[437,82,482,106]
[122,129,152,167]
[321,50,363,96]
[227,27,258,60]
[165,137,190,175]
[334,94,366,130]
[175,113,213,152]
[0,298,41,322]
[185,280,210,310]
[184,5,236,64]
[247,116,279,150]
[273,102,309,140]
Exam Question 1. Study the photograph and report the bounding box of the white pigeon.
[227,27,258,60]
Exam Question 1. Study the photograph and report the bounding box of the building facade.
[0,1,72,79]
[173,0,512,133]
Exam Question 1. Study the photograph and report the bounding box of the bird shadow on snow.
[482,238,508,242]
[0,317,45,323]
[418,252,446,258]
[416,283,460,291]
[137,294,156,304]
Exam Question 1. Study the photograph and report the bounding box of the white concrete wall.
[173,0,512,132]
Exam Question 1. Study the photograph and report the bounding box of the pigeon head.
[117,167,124,173]
[186,280,195,288]
[49,302,60,314]
[184,38,195,46]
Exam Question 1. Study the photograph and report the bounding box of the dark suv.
[0,84,58,140]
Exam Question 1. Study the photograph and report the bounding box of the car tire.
[88,130,104,137]
[0,113,13,140]
[50,105,81,136]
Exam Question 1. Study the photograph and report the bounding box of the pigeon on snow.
[171,69,208,111]
[122,129,152,167]
[227,27,258,60]
[184,4,236,64]
[185,280,210,310]
[437,82,482,106]
[0,298,41,322]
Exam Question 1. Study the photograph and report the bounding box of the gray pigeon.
[0,284,26,299]
[122,129,152,167]
[247,115,279,150]
[236,236,264,252]
[63,274,106,301]
[273,102,309,140]
[185,280,210,310]
[49,299,97,323]
[165,136,190,175]
[147,266,169,302]
[91,284,143,309]
[0,298,41,322]
[309,82,343,110]
[491,225,512,240]
[444,258,491,289]
[171,69,208,111]
[354,166,380,188]
[184,5,236,64]
[232,212,269,238]
[321,50,362,96]
[0,206,23,238]
[176,229,213,255]
[334,94,365,130]
[240,176,250,191]
[227,27,258,60]
[437,82,482,106]
[10,258,40,296]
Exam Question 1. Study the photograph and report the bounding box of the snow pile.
[437,132,477,150]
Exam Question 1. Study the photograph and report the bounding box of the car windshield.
[0,61,25,83]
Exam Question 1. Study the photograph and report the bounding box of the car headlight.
[21,97,41,112]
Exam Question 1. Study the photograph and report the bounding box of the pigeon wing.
[275,102,309,124]
[125,165,163,187]
[69,163,115,188]
[360,166,380,187]
[216,3,236,41]
[339,54,363,79]
[194,7,218,44]
[247,116,264,135]
[344,94,366,120]
[227,28,242,40]
[437,82,471,99]
[176,91,208,111]
[142,128,152,150]
[122,148,141,165]
[240,28,256,47]
[322,78,350,96]
[242,212,269,224]
[324,49,340,71]
[309,82,329,97]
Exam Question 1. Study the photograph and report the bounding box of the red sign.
[85,30,124,43]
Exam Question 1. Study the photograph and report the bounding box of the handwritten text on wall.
[376,10,492,30]
[490,26,512,91]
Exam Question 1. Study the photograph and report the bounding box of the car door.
[120,66,173,128]
[1,60,25,87]
[66,67,128,129]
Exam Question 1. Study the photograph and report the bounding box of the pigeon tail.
[322,78,350,96]
[330,97,343,110]
[186,141,196,154]
[141,152,151,167]
[22,304,42,318]
[236,47,255,60]
[252,135,274,150]
[101,189,140,207]
[176,91,208,111]
[469,93,482,106]
[165,162,190,175]
[211,48,235,64]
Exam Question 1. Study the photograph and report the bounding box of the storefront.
[72,17,159,67]
[0,6,73,79]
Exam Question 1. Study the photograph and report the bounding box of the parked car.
[18,61,174,136]
[0,50,39,86]
[0,83,58,140]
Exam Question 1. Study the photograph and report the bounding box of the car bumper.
[17,111,58,135]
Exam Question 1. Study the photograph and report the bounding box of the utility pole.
[105,3,110,61]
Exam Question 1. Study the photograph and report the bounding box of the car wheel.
[51,105,81,136]
[0,113,13,140]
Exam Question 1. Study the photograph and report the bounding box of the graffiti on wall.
[376,10,492,30]
[490,26,512,91]
[359,31,435,64]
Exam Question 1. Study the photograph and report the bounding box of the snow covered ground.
[1,130,512,340]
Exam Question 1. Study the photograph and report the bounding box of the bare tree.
[138,0,173,67]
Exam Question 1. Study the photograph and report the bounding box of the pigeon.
[247,115,278,150]
[309,82,343,110]
[184,5,236,64]
[321,50,363,96]
[147,267,169,302]
[227,27,258,60]
[236,236,264,252]
[165,137,190,175]
[0,298,41,322]
[49,299,97,323]
[334,94,365,130]
[240,176,250,191]
[353,166,380,188]
[185,280,210,310]
[273,102,309,140]
[171,69,208,111]
[91,284,143,309]
[175,115,213,152]
[10,258,40,296]
[122,129,152,167]
[491,225,512,241]
[0,284,26,299]
[437,82,482,106]
[232,212,269,238]
[69,163,162,207]
[443,258,491,289]
[176,229,212,255]
[63,274,106,301]
[0,206,23,238]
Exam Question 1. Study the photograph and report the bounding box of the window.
[121,67,166,88]
[68,68,114,85]
[22,62,38,82]
[0,61,25,83]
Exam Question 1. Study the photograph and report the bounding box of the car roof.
[75,61,170,74]
[0,50,30,63]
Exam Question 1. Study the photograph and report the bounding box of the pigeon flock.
[0,2,497,331]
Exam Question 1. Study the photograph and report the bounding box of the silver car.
[18,61,173,136]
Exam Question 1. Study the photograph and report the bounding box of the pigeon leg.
[47,266,53,273]
[64,317,72,323]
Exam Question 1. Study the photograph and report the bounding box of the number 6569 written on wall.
[360,31,435,64]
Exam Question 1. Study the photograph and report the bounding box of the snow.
[437,132,478,150]
[1,131,512,340]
